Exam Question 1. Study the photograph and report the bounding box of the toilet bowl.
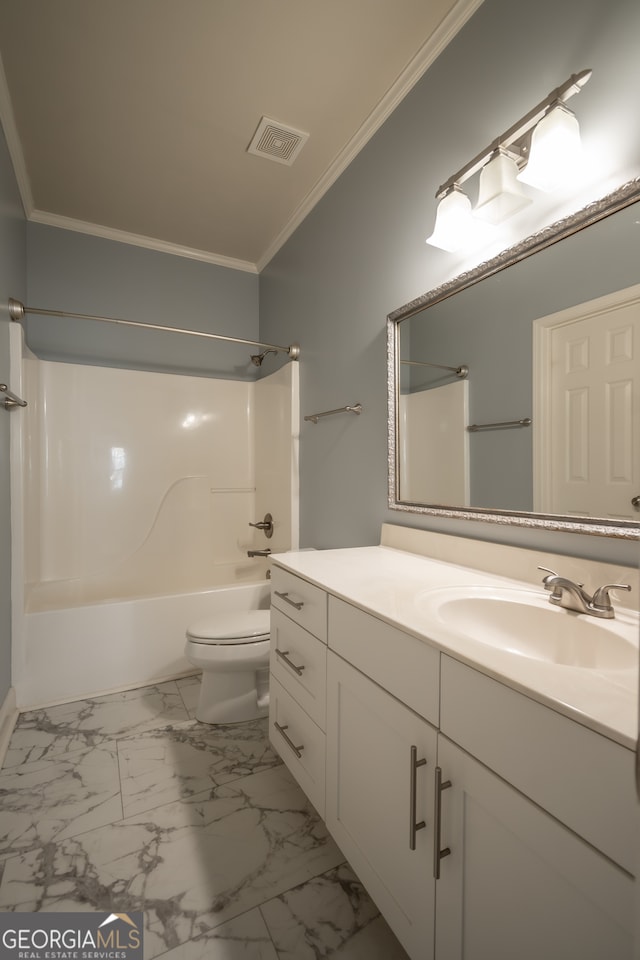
[184,609,271,724]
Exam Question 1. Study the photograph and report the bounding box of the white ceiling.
[0,0,476,272]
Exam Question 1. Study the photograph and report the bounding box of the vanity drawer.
[270,608,327,730]
[440,655,637,873]
[269,676,326,817]
[271,566,327,643]
[328,596,440,726]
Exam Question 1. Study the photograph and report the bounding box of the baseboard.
[18,669,200,713]
[0,686,19,769]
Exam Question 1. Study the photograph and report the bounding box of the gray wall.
[26,224,260,379]
[259,0,640,565]
[0,124,26,703]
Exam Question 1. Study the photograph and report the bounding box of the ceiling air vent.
[247,116,309,166]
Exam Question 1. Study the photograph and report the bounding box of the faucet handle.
[592,582,632,611]
[537,566,563,598]
[249,513,274,538]
[537,565,584,588]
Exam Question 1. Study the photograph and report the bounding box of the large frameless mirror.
[388,178,640,538]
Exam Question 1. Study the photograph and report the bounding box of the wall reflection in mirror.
[388,180,640,538]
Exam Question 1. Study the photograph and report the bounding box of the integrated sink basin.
[416,585,638,671]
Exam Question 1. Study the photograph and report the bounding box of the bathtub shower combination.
[9,323,299,708]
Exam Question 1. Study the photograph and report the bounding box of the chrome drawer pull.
[275,648,306,676]
[409,745,427,850]
[274,721,304,759]
[274,590,304,610]
[434,765,452,879]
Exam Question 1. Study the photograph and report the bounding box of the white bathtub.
[9,329,297,711]
[19,581,271,709]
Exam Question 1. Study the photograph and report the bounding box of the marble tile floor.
[0,676,410,959]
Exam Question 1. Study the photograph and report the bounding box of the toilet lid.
[187,609,270,644]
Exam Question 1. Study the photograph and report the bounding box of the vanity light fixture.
[516,102,583,192]
[426,69,592,252]
[426,186,477,253]
[427,185,496,252]
[474,149,531,224]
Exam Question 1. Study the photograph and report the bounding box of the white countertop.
[271,545,639,750]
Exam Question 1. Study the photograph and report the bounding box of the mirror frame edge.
[387,177,640,541]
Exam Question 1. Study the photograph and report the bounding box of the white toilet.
[184,609,271,724]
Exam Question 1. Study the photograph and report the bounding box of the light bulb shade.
[517,103,582,192]
[426,189,475,252]
[474,151,532,224]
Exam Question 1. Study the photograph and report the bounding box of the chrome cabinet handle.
[275,648,306,676]
[274,721,304,758]
[274,590,304,611]
[433,765,452,879]
[631,495,640,508]
[409,745,427,850]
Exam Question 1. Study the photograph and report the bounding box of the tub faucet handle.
[249,513,274,538]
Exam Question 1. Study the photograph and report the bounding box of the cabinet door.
[326,651,437,960]
[435,736,634,960]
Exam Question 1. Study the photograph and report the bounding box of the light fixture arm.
[435,69,592,199]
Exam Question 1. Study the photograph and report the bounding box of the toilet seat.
[187,610,270,645]
[184,608,271,723]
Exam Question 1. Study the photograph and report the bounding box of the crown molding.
[0,51,33,217]
[1,0,482,276]
[28,209,259,274]
[0,49,257,273]
[256,0,484,271]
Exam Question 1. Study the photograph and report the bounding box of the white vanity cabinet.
[268,554,638,960]
[325,596,441,960]
[439,655,638,874]
[326,651,438,959]
[434,735,634,960]
[269,567,328,815]
[435,654,636,960]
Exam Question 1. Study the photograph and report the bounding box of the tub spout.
[248,548,272,558]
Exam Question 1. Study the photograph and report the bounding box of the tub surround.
[272,524,639,747]
[268,523,639,959]
[20,354,297,609]
[10,316,299,710]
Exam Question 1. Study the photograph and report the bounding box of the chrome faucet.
[248,548,272,558]
[538,566,631,619]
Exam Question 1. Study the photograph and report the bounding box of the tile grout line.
[257,901,283,959]
[114,736,126,824]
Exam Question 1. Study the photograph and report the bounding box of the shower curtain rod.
[8,298,301,363]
